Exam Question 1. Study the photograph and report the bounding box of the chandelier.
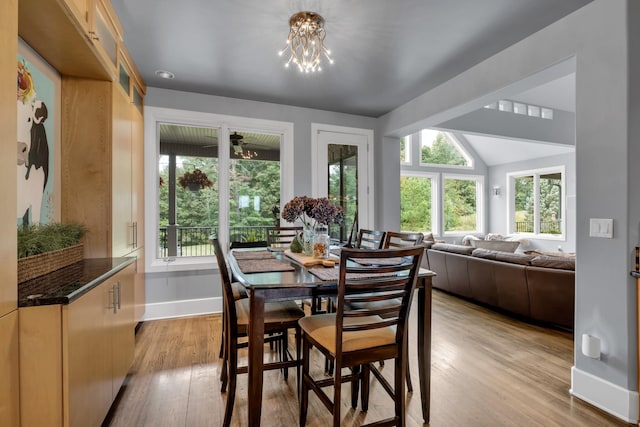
[278,11,334,73]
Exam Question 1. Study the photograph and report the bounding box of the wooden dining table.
[228,249,436,427]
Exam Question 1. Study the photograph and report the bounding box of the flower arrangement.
[281,196,344,227]
[178,168,213,190]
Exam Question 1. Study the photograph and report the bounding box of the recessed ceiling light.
[155,70,175,79]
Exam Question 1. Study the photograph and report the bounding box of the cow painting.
[17,59,51,226]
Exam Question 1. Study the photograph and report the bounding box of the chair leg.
[332,359,342,427]
[350,365,360,409]
[395,355,406,427]
[299,337,310,427]
[283,331,289,380]
[361,363,370,411]
[406,363,413,393]
[219,312,226,359]
[220,314,229,391]
[296,327,302,397]
[223,337,238,427]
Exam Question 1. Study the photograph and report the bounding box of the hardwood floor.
[105,290,630,426]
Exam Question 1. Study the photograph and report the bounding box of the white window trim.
[144,106,294,273]
[442,173,484,236]
[400,171,438,235]
[401,134,412,165]
[419,130,474,169]
[506,165,565,240]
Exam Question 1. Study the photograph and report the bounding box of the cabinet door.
[131,101,144,250]
[63,0,92,33]
[112,84,133,257]
[133,247,146,322]
[89,0,120,77]
[0,0,17,318]
[0,311,19,427]
[110,263,135,396]
[65,280,111,427]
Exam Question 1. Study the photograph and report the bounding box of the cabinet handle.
[133,221,138,248]
[111,284,117,314]
[117,282,122,310]
[88,31,100,41]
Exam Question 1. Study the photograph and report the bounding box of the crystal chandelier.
[278,11,334,73]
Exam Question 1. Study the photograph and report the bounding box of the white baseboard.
[571,366,638,423]
[142,297,223,321]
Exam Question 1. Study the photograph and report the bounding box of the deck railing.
[514,220,561,234]
[158,225,271,257]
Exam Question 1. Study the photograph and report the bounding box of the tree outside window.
[400,175,433,233]
[420,130,472,167]
[510,168,563,236]
[444,177,480,232]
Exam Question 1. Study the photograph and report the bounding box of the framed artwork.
[17,40,60,226]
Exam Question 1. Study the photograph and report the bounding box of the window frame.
[399,171,438,234]
[441,173,484,236]
[419,130,474,169]
[507,166,565,240]
[144,106,294,273]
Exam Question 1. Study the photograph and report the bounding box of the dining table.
[227,248,436,427]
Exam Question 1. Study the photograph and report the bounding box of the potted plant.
[178,168,213,191]
[17,222,87,282]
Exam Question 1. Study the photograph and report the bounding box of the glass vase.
[302,225,314,256]
[313,224,330,259]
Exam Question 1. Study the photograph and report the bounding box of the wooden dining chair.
[212,239,305,426]
[383,230,424,249]
[266,226,302,249]
[355,229,386,249]
[298,246,424,427]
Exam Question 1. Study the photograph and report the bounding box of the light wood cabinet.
[0,311,20,427]
[0,1,19,424]
[20,263,135,427]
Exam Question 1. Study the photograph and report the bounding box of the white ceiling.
[512,73,576,113]
[111,0,591,118]
[463,133,575,167]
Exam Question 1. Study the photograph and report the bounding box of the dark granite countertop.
[18,257,136,307]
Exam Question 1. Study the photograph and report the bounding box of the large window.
[508,167,564,237]
[400,135,411,164]
[145,107,294,272]
[443,175,483,234]
[400,173,436,233]
[420,129,473,168]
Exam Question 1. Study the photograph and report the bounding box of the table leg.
[248,290,265,427]
[417,279,432,423]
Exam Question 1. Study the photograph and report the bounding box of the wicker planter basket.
[18,243,84,283]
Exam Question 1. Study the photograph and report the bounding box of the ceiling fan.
[230,132,245,154]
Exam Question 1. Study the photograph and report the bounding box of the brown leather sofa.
[426,243,575,330]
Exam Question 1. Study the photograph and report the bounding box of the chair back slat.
[383,231,424,249]
[334,247,424,355]
[267,226,302,248]
[355,229,386,250]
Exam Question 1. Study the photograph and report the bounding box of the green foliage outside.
[329,159,357,241]
[400,137,407,162]
[514,174,562,234]
[444,178,477,231]
[421,132,468,166]
[159,156,281,249]
[400,176,432,232]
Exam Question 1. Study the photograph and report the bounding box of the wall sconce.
[492,186,501,197]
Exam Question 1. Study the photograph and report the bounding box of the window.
[400,135,411,164]
[145,107,294,272]
[400,173,436,233]
[508,167,564,237]
[420,129,473,168]
[443,175,483,234]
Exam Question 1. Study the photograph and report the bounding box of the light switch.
[589,218,613,238]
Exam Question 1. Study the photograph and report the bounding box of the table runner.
[309,268,397,281]
[232,250,274,260]
[236,258,295,273]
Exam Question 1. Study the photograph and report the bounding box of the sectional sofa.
[425,243,575,330]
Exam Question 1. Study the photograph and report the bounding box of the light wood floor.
[105,290,630,426]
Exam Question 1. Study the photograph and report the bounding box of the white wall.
[488,152,576,253]
[377,0,637,422]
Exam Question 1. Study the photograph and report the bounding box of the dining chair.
[212,239,305,426]
[266,226,302,249]
[298,246,424,427]
[229,240,268,249]
[383,230,425,249]
[355,229,386,249]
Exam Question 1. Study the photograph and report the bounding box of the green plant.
[17,222,87,259]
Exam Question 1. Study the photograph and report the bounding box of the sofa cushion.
[530,255,575,270]
[472,249,533,265]
[431,243,474,255]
